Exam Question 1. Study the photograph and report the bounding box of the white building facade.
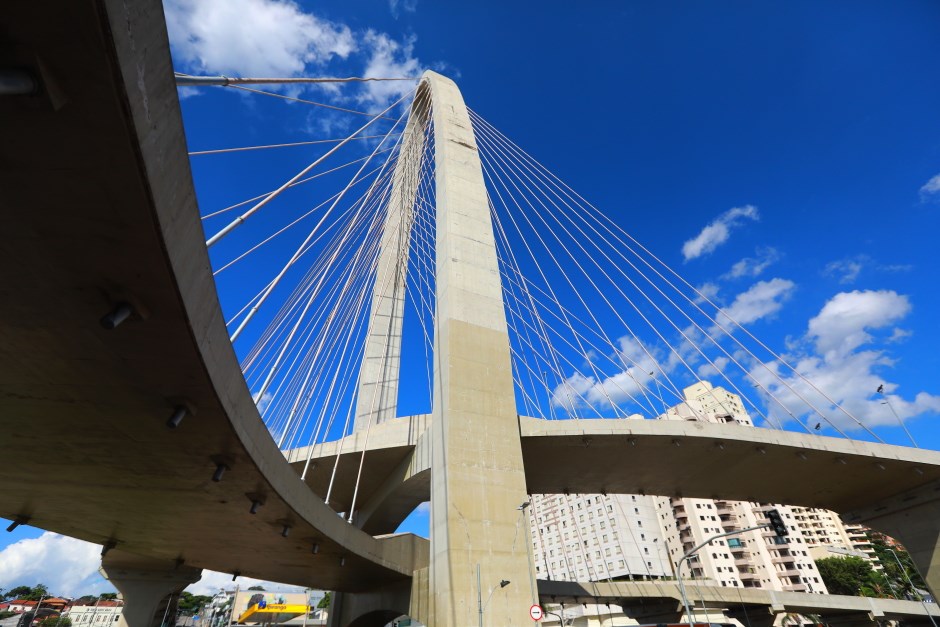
[529,380,830,596]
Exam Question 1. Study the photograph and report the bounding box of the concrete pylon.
[423,70,537,626]
[353,87,431,433]
[100,550,202,627]
[348,71,536,625]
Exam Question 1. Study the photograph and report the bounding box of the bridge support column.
[845,478,940,600]
[100,551,201,627]
[425,70,537,626]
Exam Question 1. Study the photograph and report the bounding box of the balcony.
[779,568,800,577]
[734,557,751,567]
[782,583,808,592]
[738,571,758,581]
[772,554,796,564]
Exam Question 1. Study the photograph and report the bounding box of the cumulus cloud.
[694,282,720,304]
[164,0,425,108]
[751,289,940,431]
[920,173,940,201]
[712,278,796,333]
[725,247,780,279]
[551,336,663,414]
[807,289,910,359]
[358,31,423,107]
[0,531,310,598]
[0,533,111,597]
[165,0,355,78]
[682,205,759,261]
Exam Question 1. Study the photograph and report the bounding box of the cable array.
[470,108,884,442]
[192,76,910,530]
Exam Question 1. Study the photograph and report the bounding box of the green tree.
[177,592,212,613]
[23,585,50,601]
[816,556,891,598]
[39,617,72,627]
[317,592,331,609]
[247,586,265,591]
[4,586,33,601]
[870,536,926,598]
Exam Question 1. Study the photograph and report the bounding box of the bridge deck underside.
[290,415,940,536]
[0,1,422,592]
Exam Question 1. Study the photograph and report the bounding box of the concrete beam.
[0,0,418,591]
[519,417,940,512]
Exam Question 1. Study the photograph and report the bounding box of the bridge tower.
[351,71,537,626]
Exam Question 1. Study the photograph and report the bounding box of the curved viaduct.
[3,2,940,627]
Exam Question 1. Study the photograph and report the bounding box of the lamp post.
[518,500,538,605]
[476,563,510,627]
[544,608,569,626]
[886,548,938,627]
[676,524,770,627]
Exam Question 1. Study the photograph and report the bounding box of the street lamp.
[477,564,510,627]
[544,608,571,626]
[677,519,780,627]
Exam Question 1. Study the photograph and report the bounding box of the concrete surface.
[0,0,422,593]
[538,579,940,625]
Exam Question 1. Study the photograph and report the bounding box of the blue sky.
[4,0,940,598]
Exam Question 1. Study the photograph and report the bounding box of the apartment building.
[652,381,828,593]
[528,491,672,581]
[529,379,834,597]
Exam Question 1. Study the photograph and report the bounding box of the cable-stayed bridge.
[2,3,940,627]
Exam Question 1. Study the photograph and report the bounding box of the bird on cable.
[814,423,821,431]
[877,384,884,394]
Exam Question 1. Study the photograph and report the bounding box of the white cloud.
[357,31,422,107]
[682,205,759,261]
[697,355,729,380]
[920,173,940,201]
[713,278,796,332]
[164,0,355,78]
[186,571,304,596]
[823,257,865,284]
[751,289,940,432]
[0,533,112,597]
[725,247,780,279]
[389,0,418,19]
[823,255,913,285]
[807,289,910,359]
[164,0,425,110]
[0,531,311,598]
[694,282,720,304]
[551,337,664,413]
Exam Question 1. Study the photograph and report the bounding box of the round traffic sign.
[529,604,544,621]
